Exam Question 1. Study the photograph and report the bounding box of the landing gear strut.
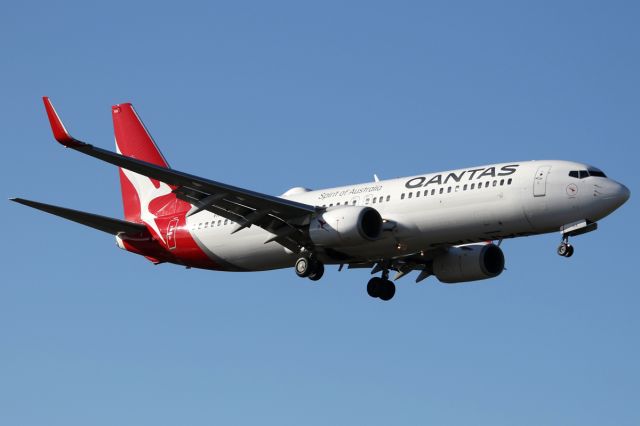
[295,256,325,281]
[367,270,396,301]
[557,236,574,258]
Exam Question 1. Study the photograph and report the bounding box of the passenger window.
[424,190,428,196]
[217,220,221,226]
[401,193,405,200]
[485,181,490,188]
[386,195,390,202]
[507,178,512,185]
[439,188,444,194]
[379,196,383,203]
[352,200,356,205]
[493,181,497,187]
[372,198,376,204]
[224,219,228,225]
[416,191,420,197]
[471,183,475,190]
[463,184,468,191]
[431,189,436,195]
[408,192,413,199]
[447,187,451,193]
[500,179,504,186]
[455,185,459,192]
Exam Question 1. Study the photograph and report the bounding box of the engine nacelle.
[309,206,383,247]
[433,243,505,284]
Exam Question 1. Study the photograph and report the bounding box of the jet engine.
[433,243,505,283]
[309,206,383,247]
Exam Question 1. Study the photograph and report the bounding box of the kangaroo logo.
[116,143,173,244]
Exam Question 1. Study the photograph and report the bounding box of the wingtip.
[42,97,84,148]
[9,197,27,205]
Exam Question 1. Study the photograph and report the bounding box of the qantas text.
[404,164,520,189]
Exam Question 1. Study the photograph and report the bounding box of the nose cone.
[586,179,630,221]
[601,180,630,212]
[617,183,631,205]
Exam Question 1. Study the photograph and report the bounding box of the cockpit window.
[569,169,606,179]
[588,168,607,178]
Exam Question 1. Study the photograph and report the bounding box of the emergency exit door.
[533,166,551,197]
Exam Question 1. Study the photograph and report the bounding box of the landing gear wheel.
[378,280,396,301]
[367,277,382,298]
[295,257,311,278]
[295,257,325,280]
[557,243,568,257]
[557,242,574,257]
[366,277,395,301]
[308,262,325,281]
[565,244,574,257]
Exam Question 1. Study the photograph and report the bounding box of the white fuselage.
[185,160,629,271]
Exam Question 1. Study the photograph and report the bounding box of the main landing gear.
[294,256,396,300]
[295,256,325,281]
[367,270,396,301]
[557,236,574,258]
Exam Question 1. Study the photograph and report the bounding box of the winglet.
[42,97,86,148]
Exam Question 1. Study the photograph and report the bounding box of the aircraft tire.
[565,245,574,257]
[557,243,569,257]
[367,277,382,298]
[378,280,396,301]
[308,262,325,281]
[295,257,312,278]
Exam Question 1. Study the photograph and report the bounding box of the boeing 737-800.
[11,98,630,301]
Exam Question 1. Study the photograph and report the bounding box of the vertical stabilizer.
[112,104,179,231]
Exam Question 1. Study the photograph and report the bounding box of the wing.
[10,198,149,236]
[43,97,318,252]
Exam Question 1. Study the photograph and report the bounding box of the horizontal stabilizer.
[10,198,149,235]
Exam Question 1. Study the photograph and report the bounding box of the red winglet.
[42,97,84,148]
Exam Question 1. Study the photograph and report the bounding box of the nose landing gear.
[557,220,598,258]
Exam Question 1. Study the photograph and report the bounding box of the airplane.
[11,97,630,301]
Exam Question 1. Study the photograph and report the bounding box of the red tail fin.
[112,104,183,227]
[113,104,169,167]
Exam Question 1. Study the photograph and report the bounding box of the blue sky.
[1,1,638,425]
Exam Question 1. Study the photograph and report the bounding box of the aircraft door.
[533,166,551,197]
